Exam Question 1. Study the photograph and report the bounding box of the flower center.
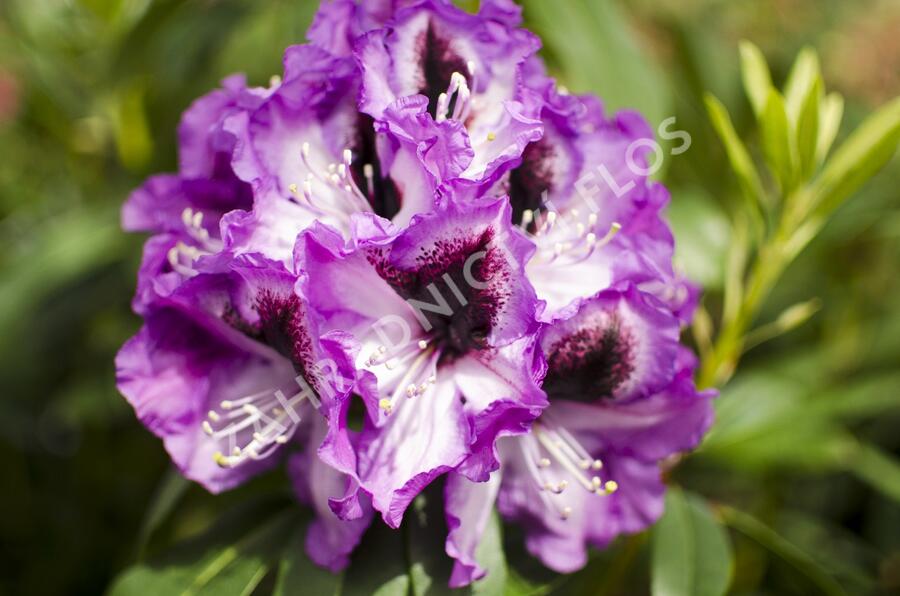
[417,20,470,120]
[508,139,556,231]
[208,292,324,466]
[543,315,635,402]
[365,230,511,415]
[349,114,403,220]
[376,229,504,365]
[521,206,621,267]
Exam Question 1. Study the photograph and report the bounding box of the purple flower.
[444,288,714,584]
[354,0,544,188]
[474,78,697,321]
[117,0,717,583]
[124,75,274,313]
[308,0,525,57]
[116,253,358,489]
[296,196,547,527]
[222,42,475,268]
[116,253,373,568]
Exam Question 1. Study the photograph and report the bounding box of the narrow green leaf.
[796,77,822,178]
[743,298,822,351]
[704,94,767,230]
[274,524,343,596]
[651,490,733,596]
[136,468,190,557]
[777,511,878,595]
[810,96,900,219]
[816,92,844,163]
[807,372,900,419]
[784,46,821,123]
[739,41,772,117]
[761,88,797,192]
[720,506,847,596]
[847,442,900,503]
[108,498,296,596]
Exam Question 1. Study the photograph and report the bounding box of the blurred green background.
[1,0,898,594]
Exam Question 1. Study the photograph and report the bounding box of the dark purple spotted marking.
[370,228,510,364]
[225,291,318,390]
[416,19,469,119]
[507,139,557,231]
[350,113,402,220]
[543,316,635,402]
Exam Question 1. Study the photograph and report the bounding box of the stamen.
[436,93,450,123]
[532,421,609,495]
[205,383,316,468]
[378,344,437,415]
[435,71,473,123]
[363,164,375,199]
[521,209,534,229]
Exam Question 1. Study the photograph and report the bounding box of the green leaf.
[810,96,900,219]
[470,513,507,596]
[274,524,343,596]
[403,488,507,596]
[704,94,767,230]
[651,490,733,596]
[761,88,797,192]
[783,47,821,123]
[847,442,900,503]
[521,0,670,127]
[738,41,772,117]
[666,188,731,290]
[777,511,878,595]
[108,498,296,596]
[810,373,900,419]
[136,468,190,557]
[699,369,857,471]
[796,77,822,179]
[504,571,555,596]
[816,92,844,163]
[720,506,847,596]
[342,522,410,596]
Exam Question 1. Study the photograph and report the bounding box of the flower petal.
[444,470,501,587]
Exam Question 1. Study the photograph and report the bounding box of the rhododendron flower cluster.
[116,0,714,584]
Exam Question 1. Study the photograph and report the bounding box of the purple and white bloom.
[116,253,359,492]
[297,196,547,527]
[116,252,374,569]
[223,42,475,267]
[444,287,715,584]
[123,75,275,313]
[354,0,544,189]
[117,0,717,583]
[308,0,526,57]
[477,77,696,321]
